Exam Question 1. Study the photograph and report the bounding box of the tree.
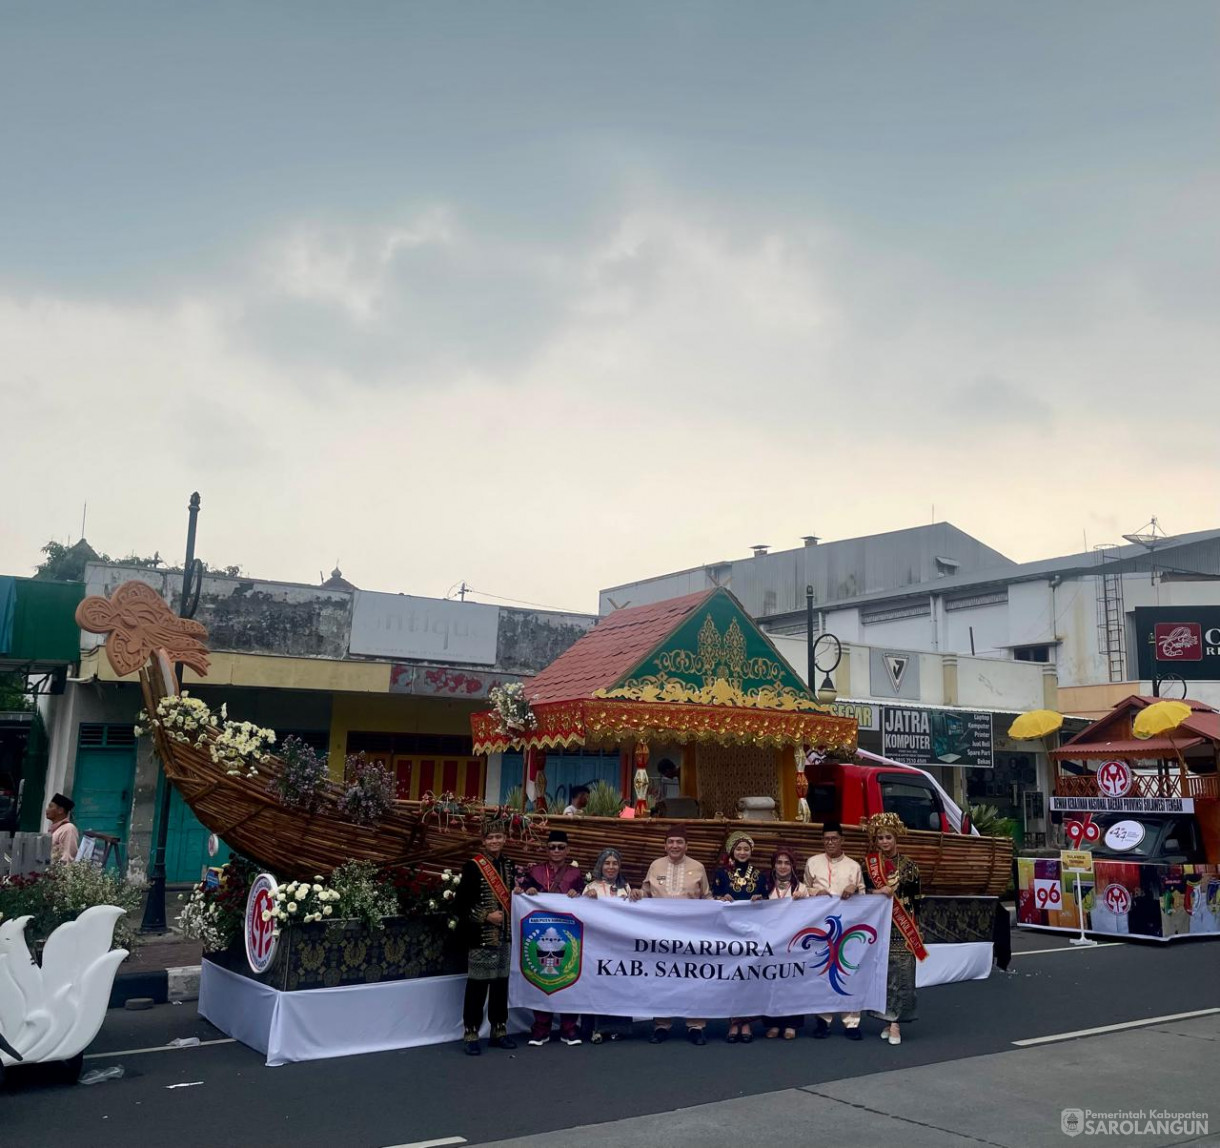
[0,672,33,712]
[33,540,241,582]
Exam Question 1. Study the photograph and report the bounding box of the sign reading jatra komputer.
[1134,606,1220,681]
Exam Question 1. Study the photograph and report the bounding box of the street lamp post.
[806,586,842,705]
[140,492,202,933]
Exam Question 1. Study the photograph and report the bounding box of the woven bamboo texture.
[140,669,1012,894]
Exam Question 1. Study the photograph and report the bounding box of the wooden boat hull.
[142,672,1012,895]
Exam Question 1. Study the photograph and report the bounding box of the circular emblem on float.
[1103,820,1145,852]
[1096,760,1133,798]
[245,873,279,974]
[206,833,219,858]
[1101,883,1131,916]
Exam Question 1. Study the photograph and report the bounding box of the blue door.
[157,778,231,883]
[72,723,137,854]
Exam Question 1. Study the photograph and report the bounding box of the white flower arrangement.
[210,719,276,780]
[488,681,537,737]
[267,876,343,932]
[139,693,218,747]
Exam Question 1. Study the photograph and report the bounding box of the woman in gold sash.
[863,812,923,1046]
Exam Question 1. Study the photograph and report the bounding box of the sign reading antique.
[350,591,499,664]
[245,873,279,975]
[1135,606,1220,681]
[881,705,994,769]
[510,894,892,1016]
[1050,796,1195,814]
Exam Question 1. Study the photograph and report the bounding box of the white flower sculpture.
[0,906,128,1071]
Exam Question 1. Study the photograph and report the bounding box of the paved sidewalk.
[120,933,202,973]
[479,1015,1219,1148]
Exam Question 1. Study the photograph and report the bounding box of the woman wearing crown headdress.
[863,812,925,1046]
[711,829,770,1044]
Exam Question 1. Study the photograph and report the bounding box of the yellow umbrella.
[1132,700,1191,740]
[1008,709,1064,740]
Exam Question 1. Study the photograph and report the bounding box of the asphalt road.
[4,929,1218,1148]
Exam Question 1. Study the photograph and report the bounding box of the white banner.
[510,894,892,1018]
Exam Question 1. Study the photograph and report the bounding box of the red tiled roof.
[525,590,715,706]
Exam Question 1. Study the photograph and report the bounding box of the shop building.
[39,563,594,883]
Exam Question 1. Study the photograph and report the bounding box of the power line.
[461,586,587,615]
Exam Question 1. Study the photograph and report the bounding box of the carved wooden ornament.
[75,581,210,678]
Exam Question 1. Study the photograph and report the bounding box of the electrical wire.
[459,586,589,616]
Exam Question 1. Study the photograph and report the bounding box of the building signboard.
[350,591,499,664]
[881,704,994,769]
[828,700,880,731]
[1134,606,1220,681]
[389,664,522,698]
[869,648,921,699]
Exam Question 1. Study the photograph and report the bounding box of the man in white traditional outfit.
[805,820,866,1040]
[634,826,711,1045]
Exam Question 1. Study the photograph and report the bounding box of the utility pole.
[141,492,201,933]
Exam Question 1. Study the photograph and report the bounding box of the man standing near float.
[455,816,520,1056]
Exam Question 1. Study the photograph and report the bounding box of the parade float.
[73,581,1012,1063]
[1016,696,1220,941]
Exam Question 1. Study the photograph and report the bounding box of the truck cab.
[807,759,961,834]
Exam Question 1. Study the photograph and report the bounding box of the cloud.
[1,192,1218,607]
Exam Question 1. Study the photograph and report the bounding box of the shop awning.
[1050,736,1205,760]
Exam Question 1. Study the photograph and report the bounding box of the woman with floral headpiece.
[582,847,634,1042]
[864,812,925,1046]
[711,829,770,1043]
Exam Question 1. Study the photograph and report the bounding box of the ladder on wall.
[1093,545,1126,682]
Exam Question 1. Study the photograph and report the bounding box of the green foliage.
[33,538,242,581]
[502,785,526,811]
[969,803,1019,839]
[0,861,144,950]
[583,779,626,818]
[329,860,398,930]
[0,671,33,712]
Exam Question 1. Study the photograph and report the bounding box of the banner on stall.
[509,894,892,1017]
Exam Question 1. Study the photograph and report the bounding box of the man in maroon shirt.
[521,830,585,1046]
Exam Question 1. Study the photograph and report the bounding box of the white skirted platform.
[917,942,993,988]
[198,960,531,1067]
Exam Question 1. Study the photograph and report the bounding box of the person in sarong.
[455,817,519,1056]
[521,829,586,1046]
[764,845,808,1041]
[711,830,770,1044]
[863,811,925,1046]
[633,825,711,1045]
[582,847,634,1043]
[805,821,867,1041]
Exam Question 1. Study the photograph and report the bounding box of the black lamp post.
[141,492,202,933]
[805,585,842,704]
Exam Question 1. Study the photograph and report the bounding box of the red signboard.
[1154,622,1203,662]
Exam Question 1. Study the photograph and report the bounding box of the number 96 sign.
[1032,878,1062,910]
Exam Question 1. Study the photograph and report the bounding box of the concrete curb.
[109,964,202,1009]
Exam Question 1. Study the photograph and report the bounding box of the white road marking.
[166,1081,204,1089]
[1012,942,1123,956]
[378,1139,467,1148]
[84,1037,237,1059]
[1013,1007,1220,1047]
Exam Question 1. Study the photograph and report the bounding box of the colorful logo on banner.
[1101,883,1132,915]
[1154,623,1203,661]
[788,914,879,995]
[519,910,584,994]
[1097,760,1134,798]
[245,873,278,975]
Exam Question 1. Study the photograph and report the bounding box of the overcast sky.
[3,2,1217,613]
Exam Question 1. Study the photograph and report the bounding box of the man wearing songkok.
[805,820,866,1039]
[46,793,80,863]
[635,825,711,1045]
[522,829,585,1046]
[454,817,519,1056]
